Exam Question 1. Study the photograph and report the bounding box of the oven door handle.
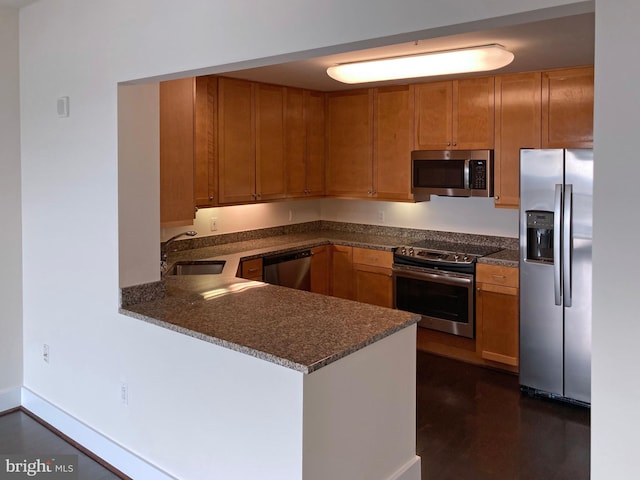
[393,268,473,287]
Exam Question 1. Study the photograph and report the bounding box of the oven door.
[393,265,475,338]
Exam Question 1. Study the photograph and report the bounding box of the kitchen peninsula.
[120,226,425,480]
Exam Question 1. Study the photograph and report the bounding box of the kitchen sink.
[166,260,226,275]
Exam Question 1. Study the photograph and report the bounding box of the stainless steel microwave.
[411,149,494,201]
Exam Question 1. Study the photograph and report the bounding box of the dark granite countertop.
[119,223,518,374]
[478,248,519,267]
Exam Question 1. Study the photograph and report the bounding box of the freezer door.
[519,149,564,396]
[563,149,593,404]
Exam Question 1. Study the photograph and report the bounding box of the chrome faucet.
[161,231,197,272]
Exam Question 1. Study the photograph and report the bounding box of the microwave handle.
[463,159,471,189]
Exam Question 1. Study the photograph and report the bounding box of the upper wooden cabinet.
[542,66,594,148]
[415,77,495,150]
[325,89,374,198]
[194,75,218,208]
[494,72,542,209]
[373,85,414,201]
[217,77,286,204]
[286,89,325,198]
[326,86,413,200]
[160,77,196,227]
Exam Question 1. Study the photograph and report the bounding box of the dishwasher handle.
[262,249,311,266]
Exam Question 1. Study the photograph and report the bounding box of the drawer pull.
[492,274,507,279]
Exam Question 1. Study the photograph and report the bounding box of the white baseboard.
[0,387,21,413]
[388,455,422,480]
[21,388,177,480]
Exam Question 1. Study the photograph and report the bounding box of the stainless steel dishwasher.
[262,249,311,291]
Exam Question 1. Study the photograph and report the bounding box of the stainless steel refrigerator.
[519,149,592,405]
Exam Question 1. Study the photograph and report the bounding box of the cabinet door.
[331,245,353,300]
[285,87,306,198]
[255,83,286,201]
[310,245,330,295]
[218,77,256,204]
[477,283,519,367]
[373,85,414,201]
[353,264,393,308]
[453,76,495,149]
[194,75,218,208]
[414,81,453,149]
[240,257,263,281]
[494,72,541,209]
[160,77,195,227]
[542,66,594,148]
[305,90,326,196]
[325,89,374,197]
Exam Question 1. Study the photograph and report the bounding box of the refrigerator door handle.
[563,184,573,307]
[554,184,563,305]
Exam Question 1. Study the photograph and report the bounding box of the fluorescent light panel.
[327,44,514,84]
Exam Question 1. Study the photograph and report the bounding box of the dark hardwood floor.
[0,409,125,480]
[1,352,589,480]
[417,350,590,480]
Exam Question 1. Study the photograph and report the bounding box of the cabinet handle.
[247,268,259,273]
[495,195,500,200]
[447,142,451,146]
[492,275,506,279]
[209,196,214,201]
[452,142,457,146]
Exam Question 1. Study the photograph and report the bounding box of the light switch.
[57,96,70,117]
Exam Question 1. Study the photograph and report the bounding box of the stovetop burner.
[394,239,502,266]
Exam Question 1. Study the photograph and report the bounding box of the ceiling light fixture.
[326,44,515,84]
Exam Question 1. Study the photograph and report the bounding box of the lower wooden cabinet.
[239,257,263,281]
[330,245,354,300]
[310,245,331,295]
[352,247,393,308]
[476,264,519,369]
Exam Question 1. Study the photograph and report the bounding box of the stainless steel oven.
[393,241,500,339]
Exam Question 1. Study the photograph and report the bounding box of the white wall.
[0,6,23,408]
[591,0,640,477]
[17,0,617,478]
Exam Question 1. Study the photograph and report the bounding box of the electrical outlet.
[288,210,293,222]
[377,210,385,223]
[120,382,128,405]
[43,344,50,363]
[210,217,218,232]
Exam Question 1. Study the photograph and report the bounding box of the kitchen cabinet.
[352,247,393,308]
[414,77,495,150]
[286,89,325,198]
[310,245,331,295]
[239,257,263,281]
[325,89,374,198]
[326,86,413,200]
[194,75,218,208]
[373,85,414,200]
[217,77,286,204]
[476,264,519,369]
[330,245,354,300]
[160,77,195,227]
[542,66,594,148]
[494,72,542,209]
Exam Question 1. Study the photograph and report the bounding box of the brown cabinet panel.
[310,245,331,295]
[453,77,495,149]
[373,85,414,200]
[494,72,541,209]
[353,263,393,308]
[286,89,325,198]
[414,81,453,149]
[476,264,519,368]
[255,83,286,200]
[542,66,594,148]
[326,89,374,197]
[218,77,256,204]
[160,77,195,227]
[330,245,354,300]
[194,76,218,208]
[240,257,263,281]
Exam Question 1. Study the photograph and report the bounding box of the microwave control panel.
[470,160,487,189]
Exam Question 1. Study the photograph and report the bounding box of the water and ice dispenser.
[525,211,554,263]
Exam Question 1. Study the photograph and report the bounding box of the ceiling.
[223,13,594,92]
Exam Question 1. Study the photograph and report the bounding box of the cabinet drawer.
[476,264,518,288]
[352,247,393,269]
[241,257,263,280]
